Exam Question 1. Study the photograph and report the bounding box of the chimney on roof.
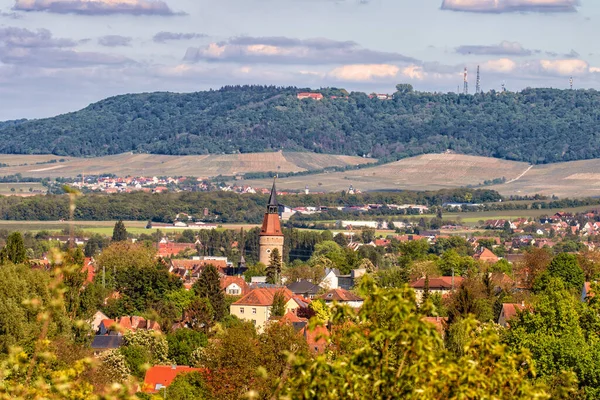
[171,364,177,370]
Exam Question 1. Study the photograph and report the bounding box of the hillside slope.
[241,154,531,193]
[0,85,599,163]
[242,153,600,198]
[0,151,374,178]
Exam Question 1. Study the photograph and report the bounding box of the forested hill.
[1,85,599,163]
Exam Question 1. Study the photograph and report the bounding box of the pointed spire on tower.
[268,178,278,207]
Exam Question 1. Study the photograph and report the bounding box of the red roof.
[297,92,324,100]
[301,325,329,353]
[220,276,249,295]
[233,287,294,307]
[318,288,363,303]
[260,212,284,237]
[423,316,448,335]
[82,257,95,284]
[142,366,203,393]
[280,311,307,324]
[158,242,196,257]
[410,276,464,290]
[473,248,499,262]
[170,259,228,274]
[500,303,525,324]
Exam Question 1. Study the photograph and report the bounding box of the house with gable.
[473,248,499,263]
[287,279,321,299]
[318,288,364,308]
[221,276,249,296]
[410,276,464,303]
[230,287,307,332]
[142,366,203,393]
[497,303,526,327]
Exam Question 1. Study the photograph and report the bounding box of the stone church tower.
[259,180,284,266]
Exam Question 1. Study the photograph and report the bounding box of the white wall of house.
[320,271,339,290]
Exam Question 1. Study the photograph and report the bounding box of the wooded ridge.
[0,85,598,163]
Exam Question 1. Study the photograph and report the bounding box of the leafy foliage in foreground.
[280,279,559,399]
[1,85,599,164]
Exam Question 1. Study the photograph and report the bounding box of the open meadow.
[0,151,374,179]
[0,182,47,196]
[0,220,259,235]
[241,153,600,198]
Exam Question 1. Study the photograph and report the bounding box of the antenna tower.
[463,67,468,95]
[569,76,573,90]
[475,65,481,94]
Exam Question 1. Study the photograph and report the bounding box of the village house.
[297,92,323,100]
[142,366,203,393]
[497,303,526,327]
[97,316,161,335]
[473,248,499,263]
[582,282,595,302]
[230,287,307,332]
[410,276,464,303]
[221,276,249,296]
[318,288,364,308]
[286,279,322,299]
[320,268,365,290]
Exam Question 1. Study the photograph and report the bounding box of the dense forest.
[0,85,599,163]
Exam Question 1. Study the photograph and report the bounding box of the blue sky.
[0,0,595,119]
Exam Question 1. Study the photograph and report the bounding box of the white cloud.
[456,41,534,56]
[327,64,399,81]
[13,0,181,15]
[441,0,580,13]
[539,59,589,75]
[483,58,517,73]
[184,36,416,65]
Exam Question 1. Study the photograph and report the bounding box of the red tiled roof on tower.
[260,180,284,237]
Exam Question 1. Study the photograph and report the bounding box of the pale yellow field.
[241,153,600,198]
[0,151,374,178]
[241,154,531,193]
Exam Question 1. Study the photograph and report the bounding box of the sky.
[0,0,596,119]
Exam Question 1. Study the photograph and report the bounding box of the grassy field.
[0,151,375,179]
[241,154,530,193]
[0,220,259,235]
[240,153,600,198]
[0,182,47,195]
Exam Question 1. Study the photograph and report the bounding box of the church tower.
[259,180,284,266]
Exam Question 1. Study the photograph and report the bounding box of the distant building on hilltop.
[297,92,323,100]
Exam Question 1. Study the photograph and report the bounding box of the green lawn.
[0,220,259,235]
[0,182,46,195]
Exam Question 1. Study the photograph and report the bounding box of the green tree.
[279,277,556,399]
[160,371,212,400]
[185,298,214,334]
[266,248,282,285]
[111,219,128,242]
[271,290,286,317]
[0,232,27,265]
[504,278,595,397]
[193,265,226,321]
[167,328,208,365]
[546,253,585,291]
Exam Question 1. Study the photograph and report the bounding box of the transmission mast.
[463,67,469,95]
[475,65,481,94]
[569,76,573,90]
